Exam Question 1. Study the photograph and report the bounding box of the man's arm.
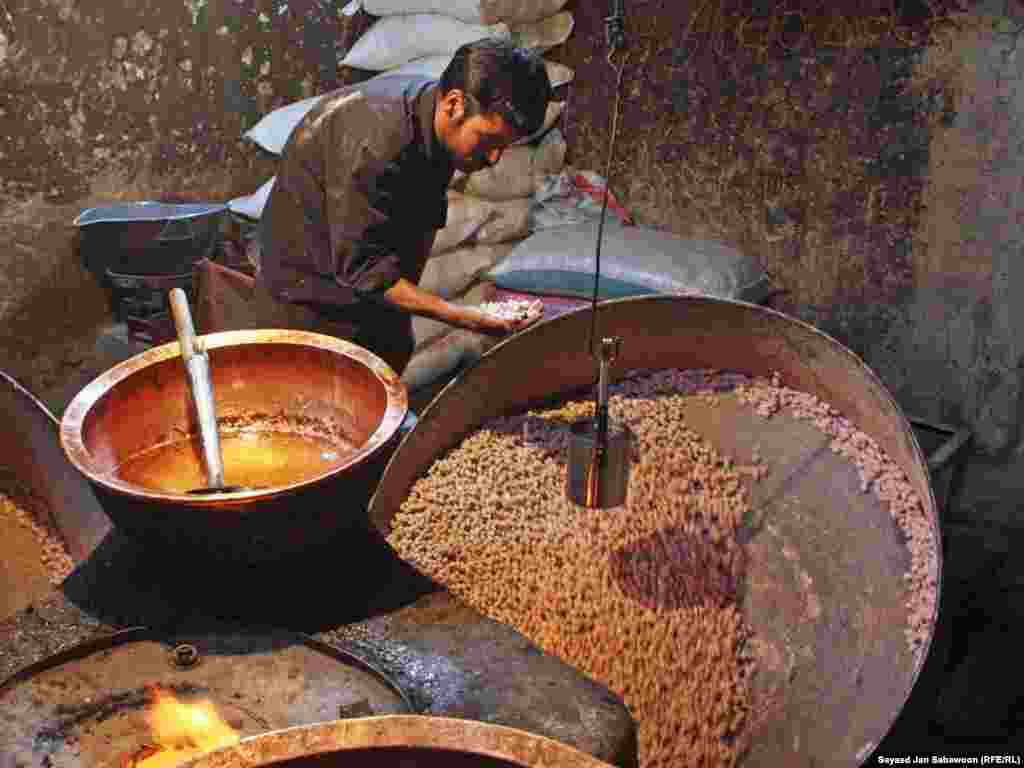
[378,277,536,336]
[318,96,536,336]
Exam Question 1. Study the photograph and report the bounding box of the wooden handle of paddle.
[169,288,198,360]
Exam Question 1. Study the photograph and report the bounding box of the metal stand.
[566,337,632,508]
[908,416,972,524]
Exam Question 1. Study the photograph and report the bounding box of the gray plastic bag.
[485,219,773,303]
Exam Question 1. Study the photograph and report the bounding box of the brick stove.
[0,549,636,768]
[0,628,410,766]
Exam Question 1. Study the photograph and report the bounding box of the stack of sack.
[339,0,575,86]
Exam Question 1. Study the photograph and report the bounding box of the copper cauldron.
[60,330,407,562]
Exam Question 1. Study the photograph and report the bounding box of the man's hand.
[455,304,542,337]
[380,278,542,337]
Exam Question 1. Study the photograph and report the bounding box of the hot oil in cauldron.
[115,431,358,493]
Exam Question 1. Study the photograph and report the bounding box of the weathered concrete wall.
[862,11,1024,457]
[0,0,364,397]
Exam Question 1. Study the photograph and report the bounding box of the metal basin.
[368,295,942,767]
[188,716,614,768]
[60,329,407,561]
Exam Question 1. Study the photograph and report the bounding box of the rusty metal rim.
[374,293,943,764]
[0,626,415,715]
[1,370,60,428]
[58,330,408,504]
[185,715,615,768]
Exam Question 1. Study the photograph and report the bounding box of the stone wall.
[863,9,1024,457]
[0,0,364,397]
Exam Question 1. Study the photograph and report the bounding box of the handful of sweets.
[477,298,544,321]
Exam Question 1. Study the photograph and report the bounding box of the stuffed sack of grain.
[457,127,567,201]
[431,193,532,256]
[389,55,574,88]
[419,241,517,299]
[339,12,571,71]
[486,218,775,304]
[340,15,511,71]
[349,0,569,25]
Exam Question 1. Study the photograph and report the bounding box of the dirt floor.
[0,503,53,620]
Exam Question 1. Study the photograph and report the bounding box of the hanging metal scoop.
[566,336,633,508]
[168,288,250,495]
[564,0,632,509]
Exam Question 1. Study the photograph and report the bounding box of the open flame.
[124,685,240,768]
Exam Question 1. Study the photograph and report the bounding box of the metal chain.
[587,48,630,358]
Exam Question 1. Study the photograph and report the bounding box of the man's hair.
[440,38,552,139]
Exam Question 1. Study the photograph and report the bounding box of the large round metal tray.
[368,295,942,767]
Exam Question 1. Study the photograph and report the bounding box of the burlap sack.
[509,11,573,53]
[359,0,568,24]
[401,327,496,393]
[341,15,510,71]
[512,100,565,146]
[419,241,516,298]
[480,0,568,23]
[460,128,566,200]
[360,0,485,24]
[387,57,574,89]
[432,194,531,255]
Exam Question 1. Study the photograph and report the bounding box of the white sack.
[341,14,510,71]
[432,193,531,255]
[352,0,568,24]
[460,127,566,200]
[509,11,573,53]
[358,0,484,23]
[402,328,494,393]
[243,95,324,155]
[228,177,276,220]
[387,55,574,88]
[419,241,516,299]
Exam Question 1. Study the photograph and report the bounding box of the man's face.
[437,90,521,174]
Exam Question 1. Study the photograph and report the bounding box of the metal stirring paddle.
[168,288,249,495]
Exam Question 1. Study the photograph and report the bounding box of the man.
[211,39,551,375]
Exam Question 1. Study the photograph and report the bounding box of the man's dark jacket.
[259,76,455,311]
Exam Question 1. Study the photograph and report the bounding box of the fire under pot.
[0,628,411,768]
